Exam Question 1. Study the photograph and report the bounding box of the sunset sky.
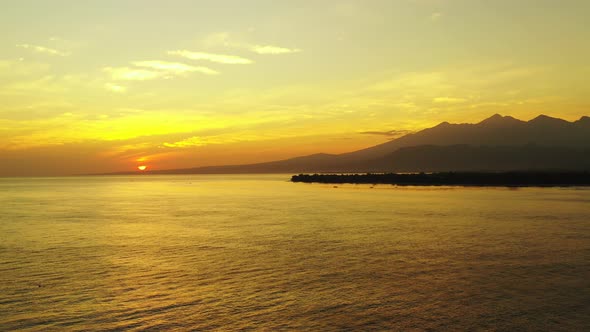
[1,0,589,176]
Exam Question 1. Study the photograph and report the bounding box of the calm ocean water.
[1,175,589,331]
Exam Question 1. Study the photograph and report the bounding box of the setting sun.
[1,2,589,331]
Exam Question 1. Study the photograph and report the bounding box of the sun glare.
[137,165,147,171]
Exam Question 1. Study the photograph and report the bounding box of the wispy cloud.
[162,132,275,148]
[203,32,302,56]
[16,43,70,56]
[132,61,218,75]
[359,129,413,138]
[104,60,218,81]
[163,136,209,148]
[104,83,127,93]
[433,97,466,103]
[249,45,301,55]
[103,67,164,81]
[430,12,443,21]
[168,50,253,64]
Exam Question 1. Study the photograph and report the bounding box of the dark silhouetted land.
[100,114,590,175]
[291,172,590,187]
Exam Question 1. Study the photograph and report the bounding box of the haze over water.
[1,175,589,330]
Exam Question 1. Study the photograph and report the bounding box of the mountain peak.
[532,114,551,120]
[529,114,569,125]
[478,114,523,126]
[434,121,451,128]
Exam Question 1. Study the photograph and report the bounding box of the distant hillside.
[340,114,590,161]
[108,114,590,175]
[373,145,590,172]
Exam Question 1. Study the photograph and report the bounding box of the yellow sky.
[1,0,589,176]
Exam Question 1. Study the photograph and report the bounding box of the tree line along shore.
[290,172,590,187]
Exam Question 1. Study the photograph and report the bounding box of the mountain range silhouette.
[118,114,590,174]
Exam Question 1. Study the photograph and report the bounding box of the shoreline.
[290,172,590,187]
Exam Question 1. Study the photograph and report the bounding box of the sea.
[1,174,589,331]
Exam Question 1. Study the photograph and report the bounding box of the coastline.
[291,172,590,187]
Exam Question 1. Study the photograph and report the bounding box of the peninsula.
[291,172,590,187]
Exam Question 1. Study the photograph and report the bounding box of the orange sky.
[1,1,589,176]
